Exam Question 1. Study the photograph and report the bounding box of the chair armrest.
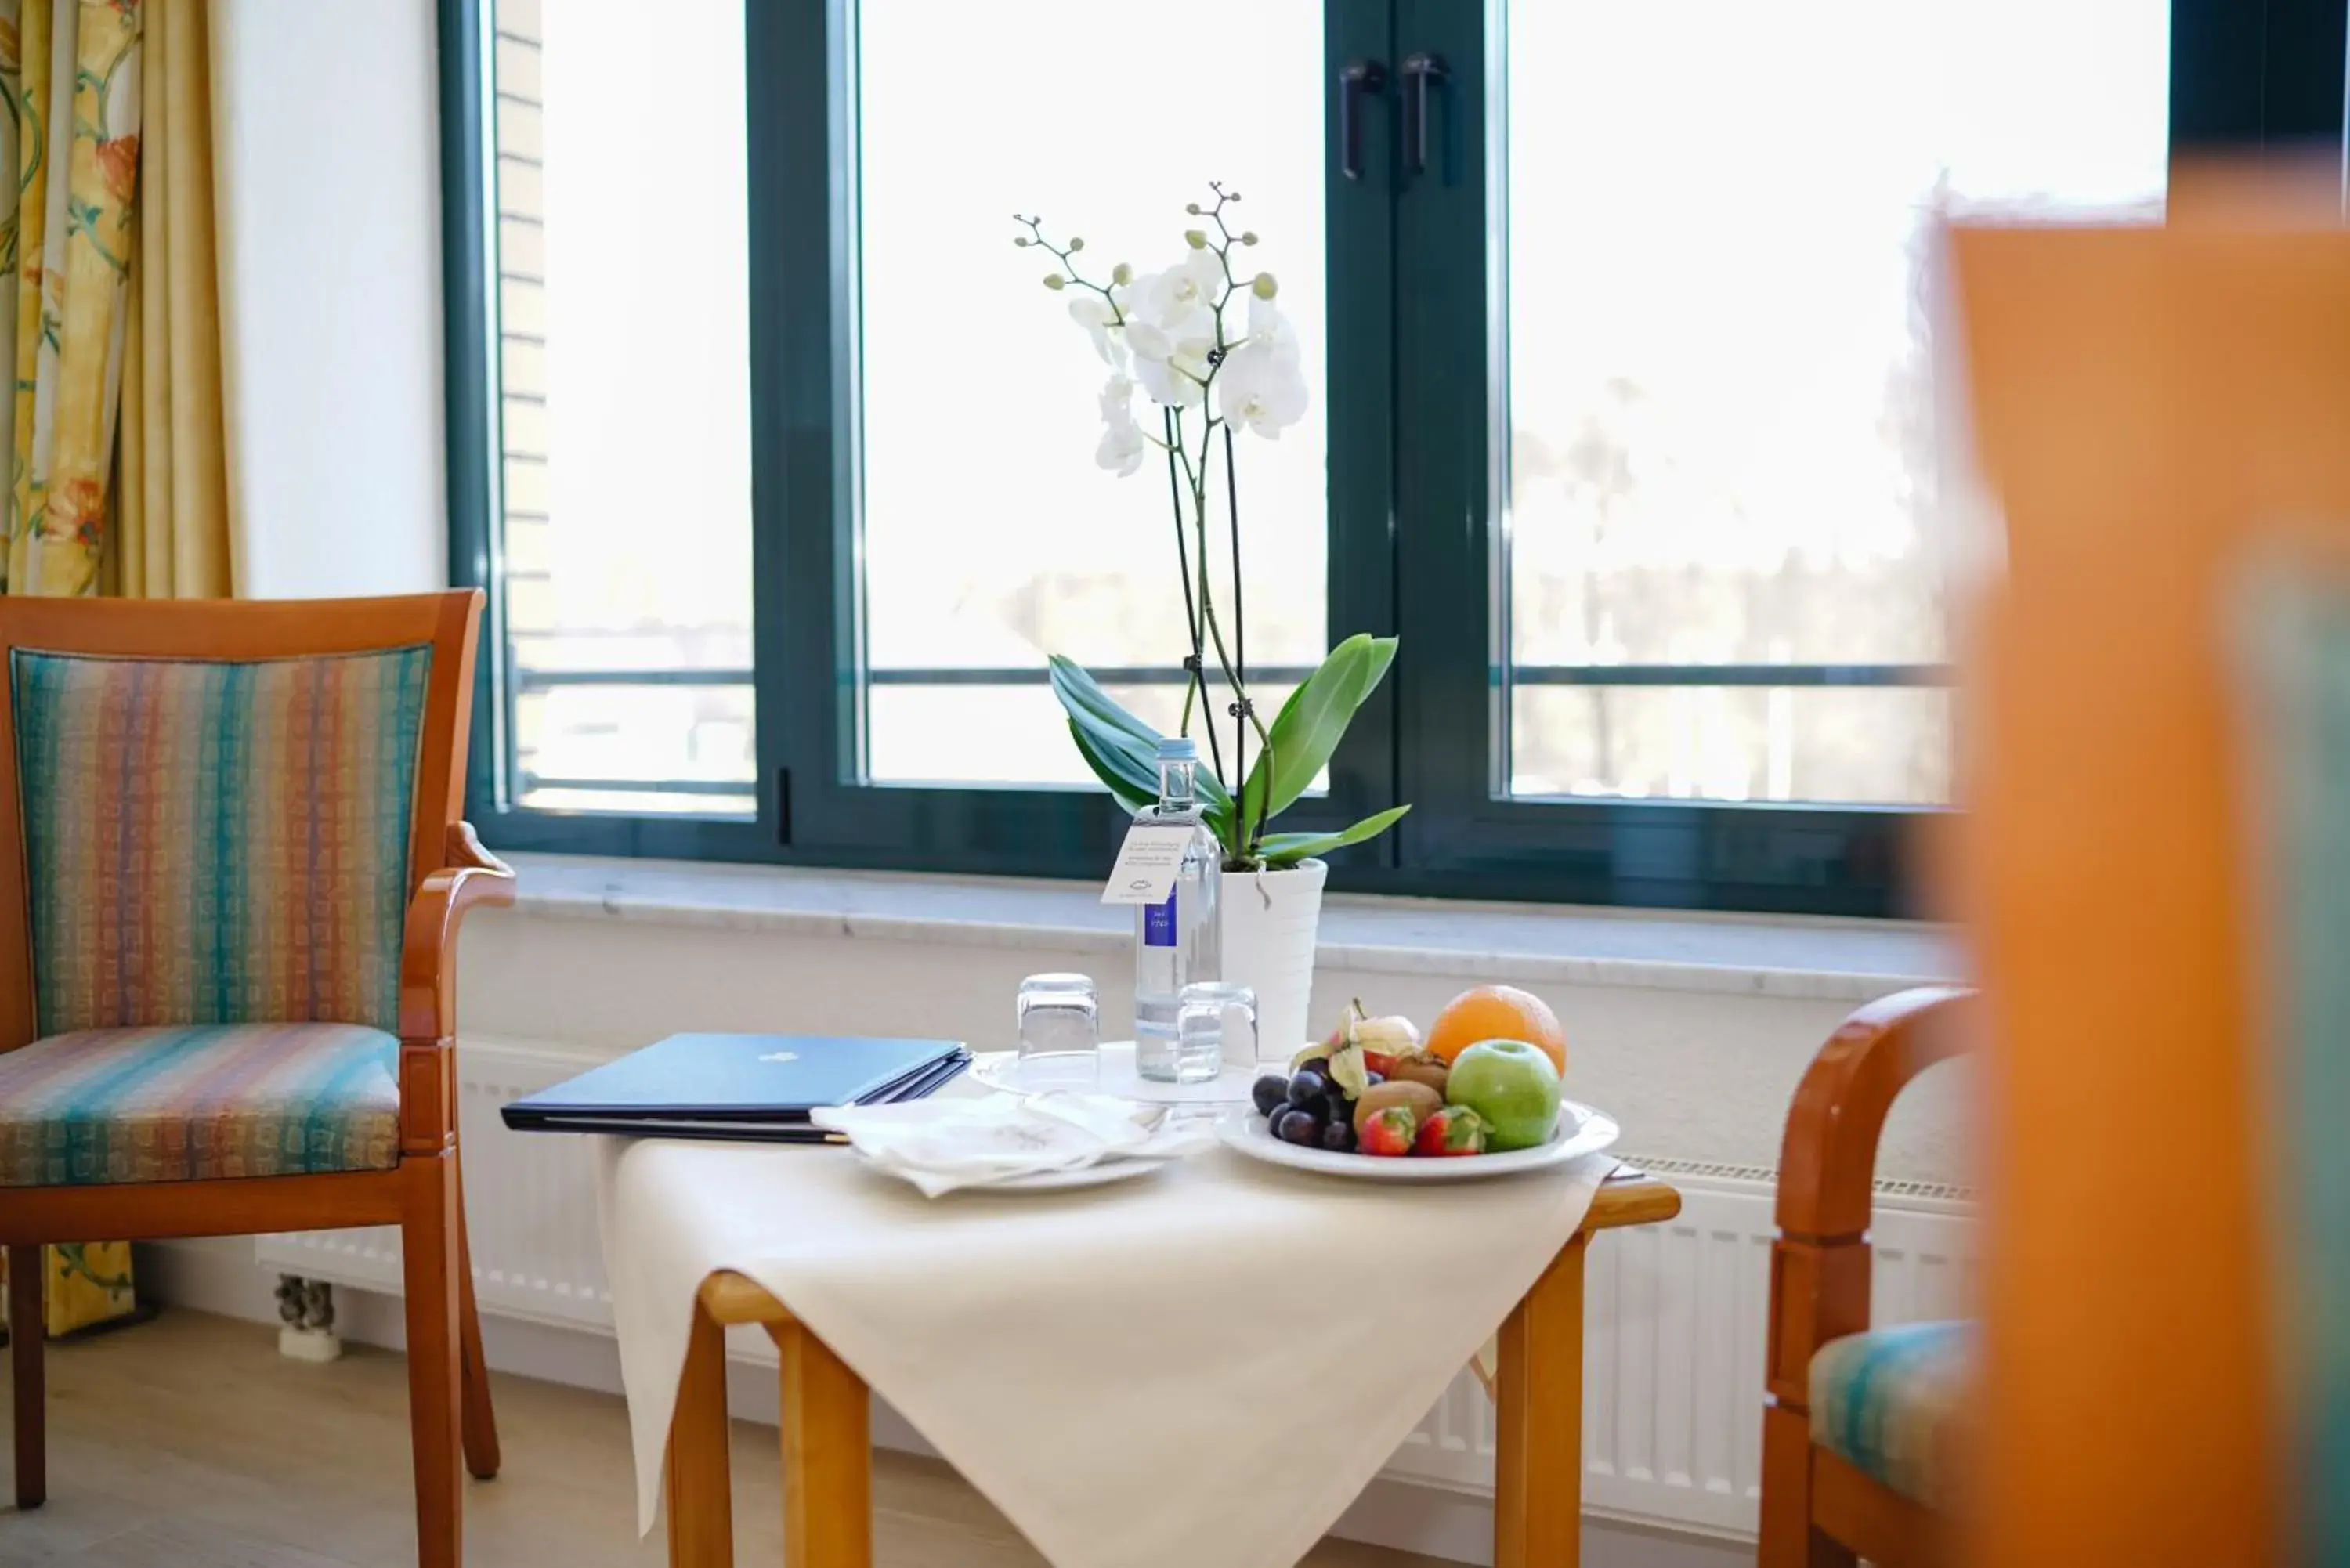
[398,822,518,1043]
[1774,985,1976,1242]
[1764,985,1976,1416]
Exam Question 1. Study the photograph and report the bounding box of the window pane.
[491,0,754,815]
[515,682,757,815]
[1511,685,1950,806]
[1497,0,2167,800]
[870,682,1306,789]
[855,0,1326,786]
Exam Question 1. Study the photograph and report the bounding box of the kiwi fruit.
[1386,1057,1450,1095]
[1352,1079,1442,1136]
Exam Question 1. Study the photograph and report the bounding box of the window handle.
[1339,59,1387,182]
[1401,52,1451,178]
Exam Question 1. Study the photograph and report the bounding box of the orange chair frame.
[0,593,513,1568]
[1758,985,1974,1568]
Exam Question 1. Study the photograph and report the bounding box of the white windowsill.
[494,851,1961,1003]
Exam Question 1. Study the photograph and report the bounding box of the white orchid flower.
[1097,372,1139,423]
[1217,360,1308,437]
[1096,417,1148,476]
[1240,292,1300,363]
[1125,309,1213,410]
[1094,374,1148,476]
[1123,316,1174,363]
[1217,338,1308,440]
[1134,343,1211,410]
[1126,249,1225,343]
[1068,293,1124,367]
[1213,292,1307,435]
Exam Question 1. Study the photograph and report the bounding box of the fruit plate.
[972,1042,1304,1107]
[1216,1100,1619,1181]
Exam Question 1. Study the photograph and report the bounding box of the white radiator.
[257,1038,1977,1542]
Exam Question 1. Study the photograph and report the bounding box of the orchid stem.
[1162,406,1222,789]
[1224,421,1255,856]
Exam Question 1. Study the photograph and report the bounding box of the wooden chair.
[1758,985,1975,1568]
[0,593,513,1568]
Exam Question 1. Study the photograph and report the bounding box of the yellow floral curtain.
[118,0,226,597]
[0,0,225,602]
[0,0,227,1341]
[0,0,139,596]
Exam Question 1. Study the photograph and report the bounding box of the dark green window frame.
[439,0,2345,916]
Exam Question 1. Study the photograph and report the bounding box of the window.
[443,0,2341,912]
[474,0,755,817]
[855,3,1328,789]
[1495,2,2166,810]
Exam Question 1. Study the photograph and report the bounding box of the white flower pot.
[1218,858,1327,1064]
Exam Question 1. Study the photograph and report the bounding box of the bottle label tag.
[1100,822,1198,905]
[1142,888,1178,948]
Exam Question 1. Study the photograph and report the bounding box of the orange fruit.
[1424,985,1567,1074]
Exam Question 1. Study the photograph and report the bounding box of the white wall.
[457,906,1971,1184]
[211,0,447,598]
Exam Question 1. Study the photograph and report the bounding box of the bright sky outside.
[510,0,2168,814]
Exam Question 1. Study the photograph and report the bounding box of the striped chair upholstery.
[2,647,430,1186]
[0,1024,400,1187]
[1808,1321,1976,1509]
[9,646,431,1036]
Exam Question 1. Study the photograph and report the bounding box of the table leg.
[1494,1231,1589,1568]
[667,1301,735,1568]
[772,1318,872,1568]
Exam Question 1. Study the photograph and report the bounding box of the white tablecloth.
[595,1130,1613,1568]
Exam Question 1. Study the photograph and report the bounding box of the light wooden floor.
[1,1309,1451,1567]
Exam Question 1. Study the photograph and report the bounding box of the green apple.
[1444,1039,1561,1151]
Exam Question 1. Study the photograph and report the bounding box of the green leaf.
[1048,655,1158,746]
[1254,804,1412,866]
[1353,636,1398,706]
[1086,712,1235,818]
[1240,635,1377,837]
[1065,719,1155,815]
[1049,652,1236,845]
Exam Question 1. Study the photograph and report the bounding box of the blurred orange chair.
[1758,985,1974,1568]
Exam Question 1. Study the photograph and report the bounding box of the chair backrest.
[1951,196,2350,1566]
[0,594,483,1048]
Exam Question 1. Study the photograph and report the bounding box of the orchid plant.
[1021,183,1408,872]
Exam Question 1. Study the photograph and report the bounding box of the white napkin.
[811,1091,1212,1196]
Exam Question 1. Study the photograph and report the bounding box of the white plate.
[956,1158,1169,1193]
[1216,1100,1619,1182]
[973,1042,1296,1107]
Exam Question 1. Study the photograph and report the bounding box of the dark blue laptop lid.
[504,1033,966,1122]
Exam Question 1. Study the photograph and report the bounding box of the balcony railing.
[507,661,1949,801]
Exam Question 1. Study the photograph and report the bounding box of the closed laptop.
[501,1032,968,1142]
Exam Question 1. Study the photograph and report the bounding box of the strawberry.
[1415,1105,1489,1157]
[1358,1104,1418,1157]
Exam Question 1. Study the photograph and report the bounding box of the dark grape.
[1286,1070,1328,1106]
[1276,1108,1324,1147]
[1252,1075,1289,1118]
[1296,1056,1331,1079]
[1320,1119,1357,1153]
[1321,1093,1352,1126]
[1268,1106,1318,1142]
[1363,1071,1385,1089]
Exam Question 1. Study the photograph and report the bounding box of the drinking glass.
[1173,981,1258,1085]
[1014,973,1100,1091]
